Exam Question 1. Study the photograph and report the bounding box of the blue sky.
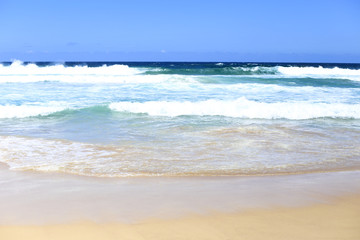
[0,0,359,62]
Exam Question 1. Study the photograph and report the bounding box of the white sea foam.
[1,61,360,83]
[0,60,164,83]
[277,66,360,81]
[1,128,359,177]
[0,104,67,118]
[109,98,360,119]
[0,136,121,176]
[0,74,192,84]
[0,60,141,75]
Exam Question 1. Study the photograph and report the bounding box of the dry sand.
[1,194,359,240]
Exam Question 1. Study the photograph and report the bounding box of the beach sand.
[1,194,359,240]
[1,166,360,240]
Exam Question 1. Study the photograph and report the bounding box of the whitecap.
[277,66,360,81]
[109,98,360,120]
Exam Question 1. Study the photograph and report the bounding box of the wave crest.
[277,66,360,81]
[109,98,360,120]
[0,60,145,83]
[0,104,67,118]
[1,61,360,83]
[144,66,277,75]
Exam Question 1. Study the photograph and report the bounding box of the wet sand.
[1,194,359,240]
[0,166,360,239]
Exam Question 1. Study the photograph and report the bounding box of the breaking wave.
[1,61,360,83]
[0,60,149,83]
[110,98,360,120]
[144,66,277,75]
[0,104,67,118]
[2,98,360,120]
[277,66,360,81]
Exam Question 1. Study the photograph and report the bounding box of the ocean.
[1,60,360,177]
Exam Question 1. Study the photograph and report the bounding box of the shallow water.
[1,61,360,177]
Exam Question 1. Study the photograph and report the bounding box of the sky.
[0,0,359,62]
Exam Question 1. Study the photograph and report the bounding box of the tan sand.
[1,194,359,240]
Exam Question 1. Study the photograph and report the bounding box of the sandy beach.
[1,166,360,240]
[1,0,360,239]
[1,194,359,240]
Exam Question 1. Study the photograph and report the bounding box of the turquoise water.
[0,61,360,177]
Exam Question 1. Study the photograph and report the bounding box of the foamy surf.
[277,66,360,81]
[2,99,359,120]
[1,61,360,83]
[1,129,359,177]
[0,105,67,118]
[110,98,360,119]
[0,60,143,76]
[0,60,168,83]
[0,61,359,177]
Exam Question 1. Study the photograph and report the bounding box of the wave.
[127,65,360,82]
[0,60,149,83]
[2,99,360,120]
[110,98,360,120]
[0,104,67,118]
[1,60,142,75]
[0,136,125,176]
[1,131,359,177]
[144,66,277,75]
[277,66,360,81]
[1,61,360,83]
[2,98,360,120]
[0,104,115,119]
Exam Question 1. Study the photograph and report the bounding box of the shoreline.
[2,160,360,179]
[1,167,360,224]
[1,194,359,240]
